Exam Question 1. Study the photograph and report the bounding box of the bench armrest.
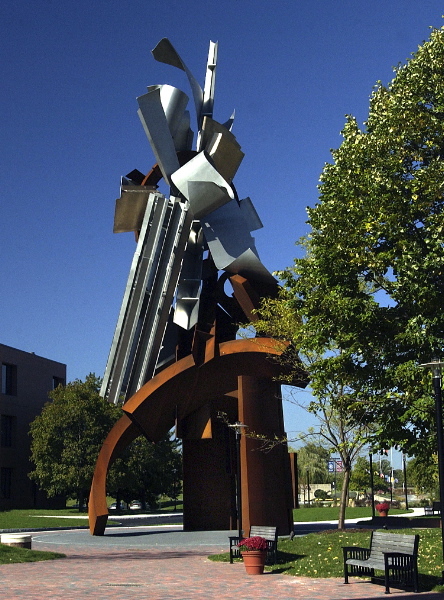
[343,546,370,561]
[228,536,241,564]
[383,552,416,567]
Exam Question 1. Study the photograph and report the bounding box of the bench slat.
[229,525,278,565]
[249,526,277,541]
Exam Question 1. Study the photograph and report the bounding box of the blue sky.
[1,1,443,455]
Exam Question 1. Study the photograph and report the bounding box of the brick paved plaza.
[0,525,442,600]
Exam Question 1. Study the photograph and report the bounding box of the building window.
[1,363,17,396]
[0,415,16,447]
[52,376,65,389]
[0,467,12,499]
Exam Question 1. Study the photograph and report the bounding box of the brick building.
[0,343,66,509]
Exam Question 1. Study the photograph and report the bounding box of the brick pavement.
[0,528,442,600]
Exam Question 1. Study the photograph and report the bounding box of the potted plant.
[237,536,268,574]
[376,501,390,517]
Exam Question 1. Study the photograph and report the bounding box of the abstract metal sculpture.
[89,40,308,536]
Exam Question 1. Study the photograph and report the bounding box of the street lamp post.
[402,453,409,511]
[420,359,444,583]
[228,421,247,539]
[369,452,376,519]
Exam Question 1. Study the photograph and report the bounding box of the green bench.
[343,531,420,594]
[229,525,278,564]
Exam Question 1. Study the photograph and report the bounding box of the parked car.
[129,500,142,510]
[108,502,124,510]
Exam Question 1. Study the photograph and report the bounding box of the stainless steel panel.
[173,223,203,330]
[146,84,190,141]
[200,116,239,153]
[171,151,234,218]
[224,248,277,285]
[101,192,162,401]
[173,110,193,152]
[200,198,258,270]
[207,132,244,182]
[127,201,192,396]
[152,38,203,129]
[101,193,192,404]
[201,41,218,121]
[113,189,153,233]
[137,88,181,185]
[239,196,263,232]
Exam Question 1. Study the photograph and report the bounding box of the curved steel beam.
[88,337,290,535]
[88,414,141,535]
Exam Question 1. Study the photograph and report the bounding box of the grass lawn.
[209,527,444,593]
[0,504,403,530]
[293,506,411,521]
[0,543,65,564]
[0,497,183,530]
[0,508,93,530]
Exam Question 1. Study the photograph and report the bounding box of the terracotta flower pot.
[378,510,388,517]
[241,550,267,575]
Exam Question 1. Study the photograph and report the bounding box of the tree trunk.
[338,466,351,529]
[78,490,85,513]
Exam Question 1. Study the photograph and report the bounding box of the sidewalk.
[0,522,441,600]
[1,507,424,534]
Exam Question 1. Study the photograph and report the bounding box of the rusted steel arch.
[88,337,294,536]
[88,414,140,536]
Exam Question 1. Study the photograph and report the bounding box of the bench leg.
[384,569,390,594]
[413,567,419,593]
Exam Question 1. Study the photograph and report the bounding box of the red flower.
[237,536,268,551]
[375,502,390,511]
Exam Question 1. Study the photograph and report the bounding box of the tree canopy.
[350,456,371,497]
[29,374,182,508]
[258,25,444,461]
[407,455,439,498]
[250,26,444,527]
[108,434,182,509]
[295,442,330,484]
[29,374,121,505]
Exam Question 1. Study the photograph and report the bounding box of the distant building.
[0,343,66,509]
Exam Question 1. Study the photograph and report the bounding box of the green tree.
[407,455,439,498]
[259,25,444,458]
[296,394,369,526]
[350,455,393,499]
[314,489,329,500]
[251,25,444,526]
[292,25,444,459]
[350,456,372,498]
[108,433,182,509]
[29,374,121,509]
[296,442,330,485]
[253,300,372,528]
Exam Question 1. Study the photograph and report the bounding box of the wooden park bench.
[424,501,441,516]
[343,531,420,594]
[229,525,278,564]
[432,501,441,515]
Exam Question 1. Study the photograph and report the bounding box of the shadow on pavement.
[356,596,443,600]
[63,550,211,560]
[104,530,178,538]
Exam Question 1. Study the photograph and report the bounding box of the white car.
[129,500,142,510]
